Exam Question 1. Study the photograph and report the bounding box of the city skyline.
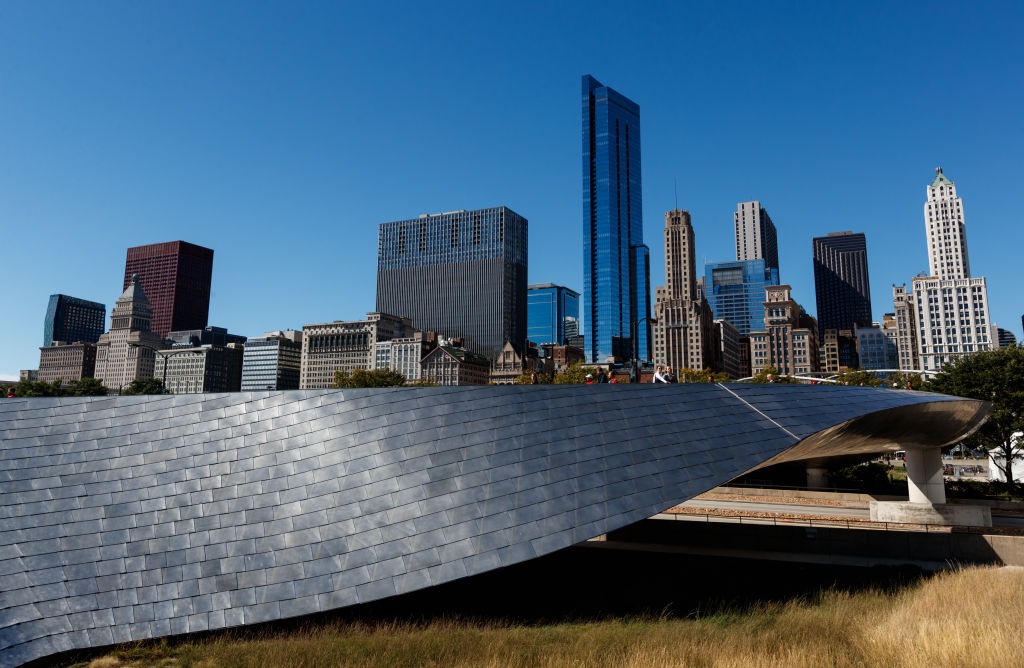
[3,3,1023,379]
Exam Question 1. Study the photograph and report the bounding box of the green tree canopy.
[553,362,598,384]
[677,368,730,383]
[834,370,884,387]
[121,377,167,395]
[333,368,407,388]
[66,377,110,396]
[7,380,67,397]
[750,365,795,384]
[927,345,1024,491]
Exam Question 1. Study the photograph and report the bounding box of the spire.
[930,166,953,188]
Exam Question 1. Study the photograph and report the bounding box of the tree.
[11,379,67,397]
[333,368,407,388]
[750,365,795,384]
[927,345,1024,493]
[891,371,925,390]
[553,362,597,384]
[121,377,167,395]
[66,377,110,396]
[834,370,883,387]
[677,368,730,383]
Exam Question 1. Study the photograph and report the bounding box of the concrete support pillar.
[805,466,829,490]
[905,447,946,505]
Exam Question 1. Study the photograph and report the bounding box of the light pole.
[127,342,201,393]
[629,316,656,384]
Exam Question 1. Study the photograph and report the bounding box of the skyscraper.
[812,231,872,337]
[652,210,714,372]
[123,241,214,338]
[734,201,779,271]
[42,295,106,346]
[905,167,993,372]
[582,74,651,363]
[93,274,165,391]
[704,259,780,337]
[527,284,580,346]
[375,206,527,360]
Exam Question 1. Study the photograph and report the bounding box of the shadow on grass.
[49,546,929,667]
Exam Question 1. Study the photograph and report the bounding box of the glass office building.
[241,331,302,390]
[705,259,780,337]
[376,206,527,360]
[582,75,651,363]
[812,232,872,338]
[43,294,106,346]
[527,284,580,346]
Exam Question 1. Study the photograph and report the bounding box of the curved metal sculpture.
[0,384,987,666]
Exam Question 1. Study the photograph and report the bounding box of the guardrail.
[653,511,1021,535]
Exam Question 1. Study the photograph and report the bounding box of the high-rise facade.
[162,344,245,394]
[734,201,779,270]
[43,295,106,346]
[704,260,780,337]
[908,168,992,372]
[123,241,214,338]
[376,207,527,361]
[749,285,820,377]
[527,284,580,346]
[652,210,714,372]
[94,274,166,391]
[582,74,651,363]
[812,232,872,339]
[241,331,303,391]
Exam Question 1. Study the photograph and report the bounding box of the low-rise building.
[37,342,97,385]
[300,313,414,389]
[749,285,819,377]
[421,345,490,386]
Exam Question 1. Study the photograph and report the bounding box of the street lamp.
[629,316,656,384]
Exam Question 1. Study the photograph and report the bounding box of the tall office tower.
[300,313,414,389]
[376,207,527,361]
[892,284,919,370]
[734,201,779,270]
[241,331,303,391]
[812,232,872,340]
[911,168,992,372]
[749,285,820,377]
[37,342,97,384]
[123,241,214,338]
[652,210,714,372]
[42,295,106,346]
[527,284,580,346]
[94,274,166,391]
[704,259,780,337]
[582,75,651,364]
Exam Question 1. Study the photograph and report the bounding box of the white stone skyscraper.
[897,168,993,373]
[924,167,970,279]
[734,201,779,271]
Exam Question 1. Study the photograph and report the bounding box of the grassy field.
[72,565,1024,668]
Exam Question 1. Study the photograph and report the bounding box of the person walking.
[664,366,678,383]
[652,365,668,383]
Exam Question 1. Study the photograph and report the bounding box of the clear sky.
[2,1,1022,380]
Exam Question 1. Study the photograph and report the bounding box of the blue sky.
[3,1,1022,380]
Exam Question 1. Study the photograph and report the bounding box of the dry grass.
[77,566,1024,668]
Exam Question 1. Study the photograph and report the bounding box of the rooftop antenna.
[674,178,678,210]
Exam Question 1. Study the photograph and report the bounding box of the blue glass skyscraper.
[582,75,651,364]
[527,284,580,346]
[43,294,106,346]
[704,260,780,337]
